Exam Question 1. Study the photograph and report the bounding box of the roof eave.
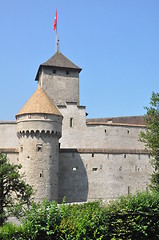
[35,65,82,81]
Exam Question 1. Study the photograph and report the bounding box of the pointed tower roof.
[35,51,82,80]
[16,87,62,117]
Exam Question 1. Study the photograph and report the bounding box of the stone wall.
[39,68,79,106]
[59,149,151,203]
[58,103,146,150]
[0,121,18,148]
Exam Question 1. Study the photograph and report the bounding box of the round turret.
[16,87,63,202]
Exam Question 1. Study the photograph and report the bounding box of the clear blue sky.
[0,0,159,120]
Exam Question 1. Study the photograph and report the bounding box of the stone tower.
[35,51,82,106]
[16,87,63,202]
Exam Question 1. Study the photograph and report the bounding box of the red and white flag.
[54,10,57,30]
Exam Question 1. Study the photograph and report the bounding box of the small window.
[138,154,140,160]
[127,130,129,134]
[53,69,56,74]
[72,167,77,171]
[44,115,47,119]
[66,71,70,75]
[37,144,42,152]
[70,118,73,127]
[92,167,98,172]
[92,153,94,157]
[40,171,43,178]
[124,154,126,158]
[105,129,107,133]
[107,154,109,159]
[28,114,31,119]
[20,146,23,152]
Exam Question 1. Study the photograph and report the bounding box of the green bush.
[0,192,159,239]
[0,223,24,240]
[105,191,159,239]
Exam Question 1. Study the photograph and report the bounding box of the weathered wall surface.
[59,149,152,202]
[59,150,88,203]
[40,68,79,106]
[17,114,62,202]
[0,121,18,148]
[59,103,146,150]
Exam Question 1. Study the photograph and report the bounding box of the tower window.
[92,167,98,172]
[37,144,42,152]
[70,118,73,127]
[72,167,77,171]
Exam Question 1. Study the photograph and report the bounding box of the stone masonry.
[0,51,152,203]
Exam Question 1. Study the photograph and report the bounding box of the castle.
[0,51,151,203]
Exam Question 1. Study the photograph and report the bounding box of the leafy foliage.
[1,192,159,239]
[139,92,159,192]
[0,153,34,226]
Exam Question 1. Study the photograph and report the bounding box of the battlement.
[17,129,61,138]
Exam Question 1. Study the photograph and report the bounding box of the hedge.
[0,191,159,239]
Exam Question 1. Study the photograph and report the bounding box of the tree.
[0,153,34,226]
[139,92,159,192]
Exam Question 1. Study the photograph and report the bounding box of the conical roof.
[35,51,82,80]
[16,87,62,117]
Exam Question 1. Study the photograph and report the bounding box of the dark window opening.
[128,186,130,194]
[92,167,98,171]
[70,118,73,127]
[53,69,56,74]
[124,154,126,158]
[37,144,42,152]
[92,153,94,157]
[66,71,70,75]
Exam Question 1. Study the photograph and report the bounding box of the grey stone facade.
[0,51,152,203]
